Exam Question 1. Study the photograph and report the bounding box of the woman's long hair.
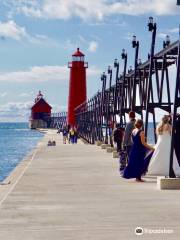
[156,115,169,135]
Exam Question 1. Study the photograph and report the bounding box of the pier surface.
[0,130,180,239]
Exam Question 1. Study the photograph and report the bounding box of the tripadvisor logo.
[135,227,144,236]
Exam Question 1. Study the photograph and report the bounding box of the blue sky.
[0,0,180,121]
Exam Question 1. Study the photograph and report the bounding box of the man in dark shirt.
[123,111,136,158]
[113,124,124,152]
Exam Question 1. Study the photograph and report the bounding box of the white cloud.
[157,33,168,39]
[0,20,58,46]
[64,37,99,53]
[0,65,68,82]
[0,92,8,98]
[0,101,33,120]
[19,92,32,97]
[157,27,180,40]
[108,0,179,16]
[87,66,102,77]
[0,65,101,82]
[20,5,42,18]
[51,104,67,112]
[64,39,77,51]
[88,41,98,52]
[0,20,27,40]
[168,28,179,33]
[5,0,180,21]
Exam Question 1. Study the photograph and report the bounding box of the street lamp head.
[101,72,106,81]
[149,16,154,24]
[108,65,112,74]
[164,35,171,48]
[148,16,155,31]
[138,58,142,65]
[121,48,126,59]
[132,35,137,48]
[114,58,119,67]
[128,66,133,73]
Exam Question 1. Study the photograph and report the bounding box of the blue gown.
[123,130,152,179]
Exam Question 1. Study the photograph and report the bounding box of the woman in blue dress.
[123,119,154,182]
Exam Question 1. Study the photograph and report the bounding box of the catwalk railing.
[75,17,180,178]
[50,112,67,129]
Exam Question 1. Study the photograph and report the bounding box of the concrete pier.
[0,130,180,239]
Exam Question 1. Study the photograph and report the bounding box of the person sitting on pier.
[123,111,136,159]
[123,119,154,182]
[148,115,180,176]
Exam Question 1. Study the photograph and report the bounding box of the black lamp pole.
[145,17,157,140]
[120,49,127,127]
[107,66,113,146]
[114,59,119,118]
[101,72,107,142]
[131,35,139,110]
[104,66,112,145]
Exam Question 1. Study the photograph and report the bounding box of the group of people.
[61,126,78,144]
[113,111,180,182]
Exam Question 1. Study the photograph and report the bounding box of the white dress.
[148,132,180,176]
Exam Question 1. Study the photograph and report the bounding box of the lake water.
[0,122,43,182]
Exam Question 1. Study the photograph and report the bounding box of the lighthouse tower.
[68,48,88,126]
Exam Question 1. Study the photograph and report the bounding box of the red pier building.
[29,91,52,129]
[68,48,88,126]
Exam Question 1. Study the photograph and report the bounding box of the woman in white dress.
[148,115,180,176]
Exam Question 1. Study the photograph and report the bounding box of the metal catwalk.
[75,17,180,178]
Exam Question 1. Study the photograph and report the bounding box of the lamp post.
[101,72,107,142]
[107,66,113,146]
[114,58,119,117]
[145,16,157,142]
[131,35,139,110]
[119,48,127,127]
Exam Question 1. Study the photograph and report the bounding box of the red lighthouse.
[68,48,88,126]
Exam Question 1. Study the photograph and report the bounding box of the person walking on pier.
[123,111,136,159]
[123,119,154,182]
[69,127,75,144]
[113,124,124,152]
[62,126,68,144]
